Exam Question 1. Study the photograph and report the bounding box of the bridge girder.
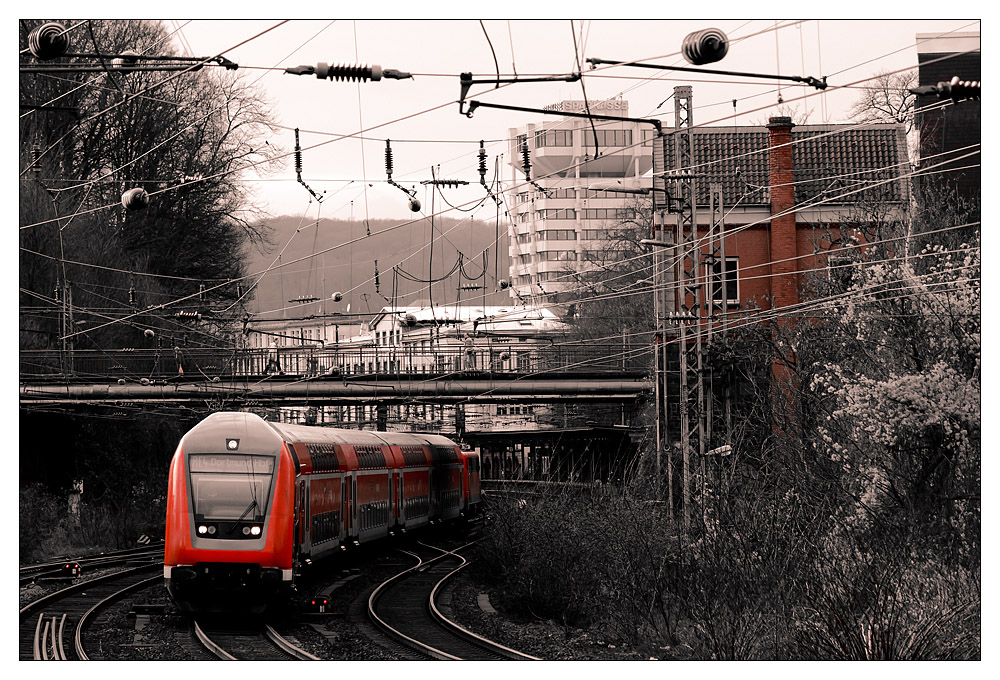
[20,376,652,408]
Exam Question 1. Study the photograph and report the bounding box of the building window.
[643,128,657,147]
[538,208,576,220]
[534,128,573,147]
[539,250,576,261]
[708,257,739,306]
[581,229,606,240]
[516,233,532,244]
[581,207,635,221]
[538,271,565,282]
[584,128,632,149]
[545,187,576,199]
[582,188,634,199]
[539,229,577,241]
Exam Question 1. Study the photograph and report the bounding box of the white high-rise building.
[505,99,654,302]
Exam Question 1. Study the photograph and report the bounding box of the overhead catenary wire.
[27,23,980,342]
[29,97,964,332]
[20,29,969,233]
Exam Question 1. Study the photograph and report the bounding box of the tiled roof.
[653,123,909,208]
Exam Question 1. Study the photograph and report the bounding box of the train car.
[164,411,479,614]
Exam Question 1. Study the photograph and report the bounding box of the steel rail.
[368,550,462,660]
[19,563,162,622]
[56,613,68,660]
[193,620,237,660]
[264,624,320,660]
[33,614,44,660]
[428,559,541,660]
[20,544,163,576]
[75,574,162,660]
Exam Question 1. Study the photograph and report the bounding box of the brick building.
[651,116,910,317]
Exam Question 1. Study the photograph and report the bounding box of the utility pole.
[702,183,727,531]
[671,85,702,531]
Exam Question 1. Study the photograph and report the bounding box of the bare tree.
[19,20,283,350]
[847,69,918,160]
[847,69,917,131]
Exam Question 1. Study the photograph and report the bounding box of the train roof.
[181,411,284,455]
[265,420,457,450]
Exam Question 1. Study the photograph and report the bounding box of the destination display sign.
[189,454,275,474]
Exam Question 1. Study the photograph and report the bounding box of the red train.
[164,411,481,613]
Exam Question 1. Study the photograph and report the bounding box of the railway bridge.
[19,346,653,409]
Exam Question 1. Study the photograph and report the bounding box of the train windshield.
[188,454,275,520]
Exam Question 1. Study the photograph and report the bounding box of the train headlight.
[242,526,251,535]
[197,525,208,535]
[207,526,216,535]
[250,526,261,536]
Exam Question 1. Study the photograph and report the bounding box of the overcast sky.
[165,18,978,223]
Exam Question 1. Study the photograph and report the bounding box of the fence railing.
[20,343,650,382]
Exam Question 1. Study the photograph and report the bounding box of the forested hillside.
[245,215,513,318]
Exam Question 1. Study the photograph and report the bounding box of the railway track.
[193,619,319,660]
[369,541,540,660]
[19,563,162,660]
[20,545,163,586]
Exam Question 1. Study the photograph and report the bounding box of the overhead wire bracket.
[586,57,828,91]
[463,99,663,134]
[458,71,581,116]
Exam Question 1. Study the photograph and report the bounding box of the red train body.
[164,412,480,613]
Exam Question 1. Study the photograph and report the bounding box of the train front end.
[164,412,295,614]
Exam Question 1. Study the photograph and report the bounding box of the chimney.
[767,116,798,309]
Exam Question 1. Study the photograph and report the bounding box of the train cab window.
[188,454,275,524]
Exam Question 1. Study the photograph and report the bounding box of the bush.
[20,484,72,563]
[472,466,980,659]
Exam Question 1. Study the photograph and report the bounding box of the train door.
[429,468,437,520]
[302,480,311,553]
[388,472,395,528]
[340,476,348,540]
[351,474,358,538]
[395,471,403,526]
[295,477,306,554]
